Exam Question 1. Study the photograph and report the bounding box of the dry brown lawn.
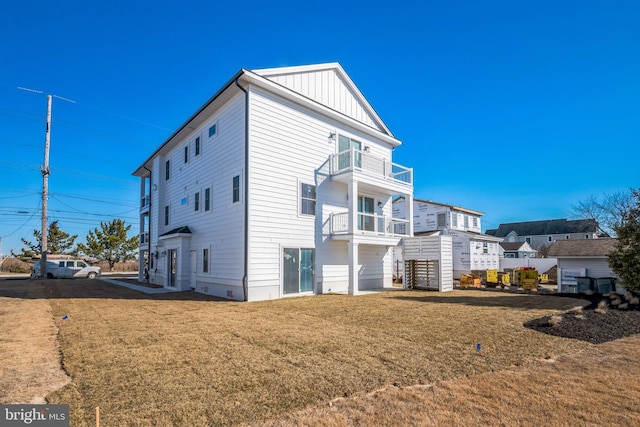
[1,278,638,426]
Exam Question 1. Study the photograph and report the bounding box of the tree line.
[12,218,138,271]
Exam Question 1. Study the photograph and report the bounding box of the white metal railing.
[141,194,150,210]
[330,148,412,185]
[330,212,411,237]
[140,232,149,246]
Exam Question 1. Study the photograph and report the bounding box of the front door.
[283,248,315,294]
[358,196,375,231]
[168,249,177,288]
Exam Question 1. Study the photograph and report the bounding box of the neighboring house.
[133,63,414,301]
[393,197,502,278]
[548,238,618,292]
[485,218,604,250]
[499,242,537,259]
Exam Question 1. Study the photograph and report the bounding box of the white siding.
[266,69,382,131]
[558,258,616,279]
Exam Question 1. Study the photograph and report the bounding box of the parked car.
[32,259,101,279]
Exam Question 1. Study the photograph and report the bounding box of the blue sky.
[1,0,638,255]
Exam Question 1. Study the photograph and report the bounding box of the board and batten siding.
[265,69,383,132]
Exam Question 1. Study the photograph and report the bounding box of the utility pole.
[41,95,52,279]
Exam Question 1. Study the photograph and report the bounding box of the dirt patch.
[0,281,71,403]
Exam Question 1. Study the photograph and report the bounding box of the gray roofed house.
[547,238,617,257]
[485,218,605,250]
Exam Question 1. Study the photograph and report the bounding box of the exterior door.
[283,248,315,294]
[190,251,197,290]
[358,196,375,231]
[168,249,177,287]
[338,135,362,169]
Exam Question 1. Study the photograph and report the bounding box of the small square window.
[208,123,217,138]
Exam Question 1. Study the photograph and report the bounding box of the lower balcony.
[139,232,149,249]
[330,212,410,244]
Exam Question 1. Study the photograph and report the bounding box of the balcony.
[329,148,412,193]
[139,232,149,248]
[140,194,150,213]
[330,211,410,244]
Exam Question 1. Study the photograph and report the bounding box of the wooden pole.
[96,406,100,427]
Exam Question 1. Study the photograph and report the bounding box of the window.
[184,146,189,164]
[165,160,170,180]
[194,192,200,212]
[548,236,553,242]
[232,175,240,203]
[464,215,469,229]
[195,136,201,156]
[566,235,570,239]
[585,234,589,239]
[164,205,169,226]
[203,248,209,273]
[525,237,531,244]
[208,122,217,138]
[300,183,316,215]
[483,242,488,254]
[473,217,478,228]
[451,213,458,228]
[437,213,446,228]
[204,188,211,211]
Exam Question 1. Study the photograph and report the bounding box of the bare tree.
[571,190,634,237]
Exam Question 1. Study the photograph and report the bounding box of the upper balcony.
[329,148,413,194]
[140,194,150,214]
[330,211,410,245]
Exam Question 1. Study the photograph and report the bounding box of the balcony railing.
[141,194,150,211]
[330,148,412,186]
[139,232,149,246]
[330,212,411,237]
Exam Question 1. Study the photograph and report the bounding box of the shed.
[402,235,453,292]
[548,239,617,293]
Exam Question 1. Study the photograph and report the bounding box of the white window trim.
[204,186,212,212]
[184,145,189,164]
[232,172,243,205]
[164,204,171,227]
[194,134,202,157]
[207,119,219,141]
[194,191,201,213]
[298,179,316,218]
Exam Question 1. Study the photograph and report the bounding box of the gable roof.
[487,218,599,238]
[159,226,192,238]
[133,63,401,177]
[500,242,531,251]
[547,238,617,257]
[252,63,391,135]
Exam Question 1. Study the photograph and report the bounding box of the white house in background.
[133,63,414,301]
[499,241,537,259]
[393,197,502,278]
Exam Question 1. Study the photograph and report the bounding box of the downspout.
[143,165,152,283]
[235,75,249,302]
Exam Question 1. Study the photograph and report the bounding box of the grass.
[0,278,624,426]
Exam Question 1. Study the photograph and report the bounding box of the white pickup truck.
[32,259,102,279]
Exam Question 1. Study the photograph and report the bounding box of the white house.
[393,197,501,278]
[133,63,414,301]
[499,241,537,259]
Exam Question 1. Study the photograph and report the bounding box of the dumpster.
[595,277,615,294]
[576,277,594,293]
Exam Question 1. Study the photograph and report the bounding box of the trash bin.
[595,277,615,294]
[576,277,594,293]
